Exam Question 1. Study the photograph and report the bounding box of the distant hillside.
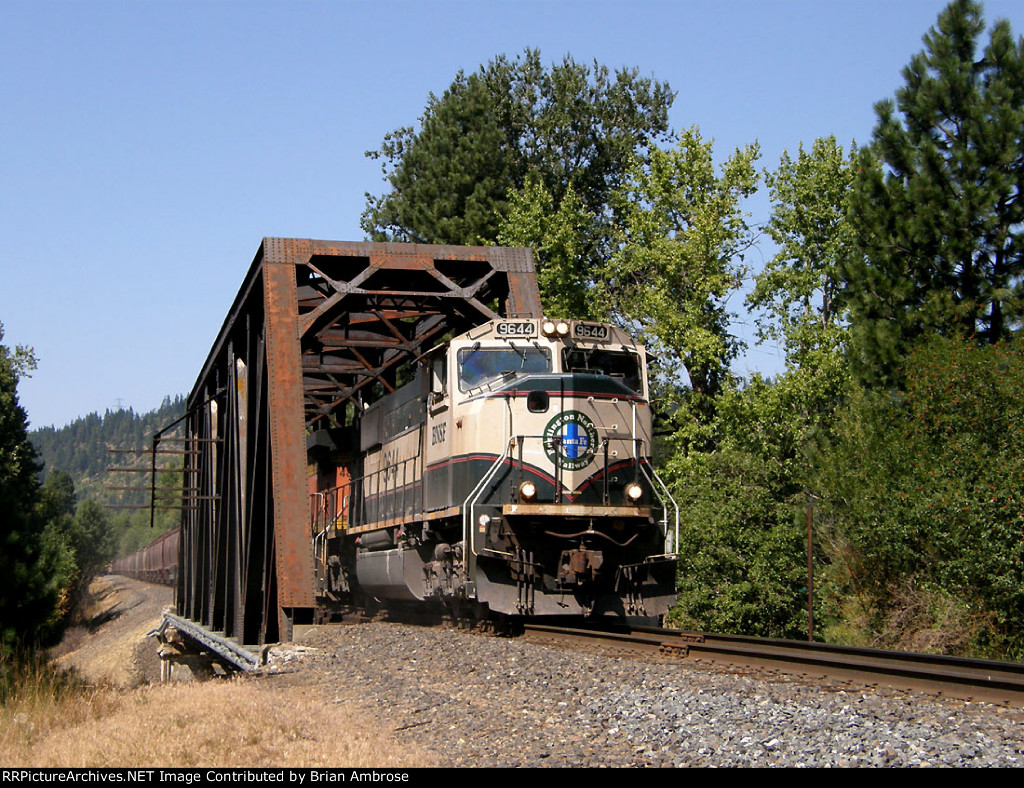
[30,395,187,505]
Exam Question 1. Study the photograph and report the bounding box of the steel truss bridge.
[174,238,541,645]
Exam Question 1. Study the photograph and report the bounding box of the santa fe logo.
[543,410,599,471]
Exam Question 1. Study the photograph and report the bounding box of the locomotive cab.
[311,318,678,620]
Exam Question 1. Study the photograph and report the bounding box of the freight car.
[310,317,678,619]
[110,526,180,586]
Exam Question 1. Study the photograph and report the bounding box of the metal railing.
[637,457,679,556]
[462,437,515,560]
[310,434,679,559]
[311,453,421,542]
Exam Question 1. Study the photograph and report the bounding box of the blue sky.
[3,0,1023,429]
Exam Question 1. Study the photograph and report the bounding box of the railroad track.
[521,622,1024,707]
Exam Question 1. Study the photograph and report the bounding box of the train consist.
[110,526,179,586]
[311,317,678,619]
[116,318,679,620]
[112,240,680,649]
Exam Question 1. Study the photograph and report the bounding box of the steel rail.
[521,622,1024,707]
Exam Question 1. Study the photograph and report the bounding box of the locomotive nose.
[534,377,642,502]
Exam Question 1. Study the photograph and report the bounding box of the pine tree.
[844,0,1024,386]
[0,323,61,648]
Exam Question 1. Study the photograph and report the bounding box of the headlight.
[541,319,556,336]
[625,482,643,502]
[555,320,570,337]
[519,481,537,500]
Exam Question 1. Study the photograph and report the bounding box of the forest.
[1,0,1022,660]
[0,388,184,649]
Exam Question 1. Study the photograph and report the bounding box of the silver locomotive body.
[311,318,678,619]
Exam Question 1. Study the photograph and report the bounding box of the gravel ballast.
[262,622,1024,768]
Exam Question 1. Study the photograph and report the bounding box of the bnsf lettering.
[574,323,609,339]
[431,423,447,446]
[496,322,535,336]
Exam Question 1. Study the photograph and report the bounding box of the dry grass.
[2,576,439,768]
[875,580,994,657]
[1,652,118,766]
[820,579,996,657]
[2,678,439,768]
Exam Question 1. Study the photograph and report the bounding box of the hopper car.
[110,526,179,586]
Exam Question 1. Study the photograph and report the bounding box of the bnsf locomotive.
[311,317,678,619]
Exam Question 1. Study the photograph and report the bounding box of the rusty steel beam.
[180,238,541,644]
[262,260,317,633]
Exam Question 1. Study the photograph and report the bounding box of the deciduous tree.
[754,137,854,371]
[497,178,598,319]
[607,127,760,448]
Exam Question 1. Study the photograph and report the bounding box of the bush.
[815,337,1024,659]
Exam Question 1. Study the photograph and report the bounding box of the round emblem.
[543,410,599,471]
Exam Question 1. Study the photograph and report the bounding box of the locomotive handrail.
[637,458,679,555]
[311,491,333,589]
[462,437,515,561]
[310,451,420,539]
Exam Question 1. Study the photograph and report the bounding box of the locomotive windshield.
[562,348,643,393]
[458,345,551,390]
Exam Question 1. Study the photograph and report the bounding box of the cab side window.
[431,354,447,395]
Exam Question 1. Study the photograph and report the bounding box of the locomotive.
[310,317,678,619]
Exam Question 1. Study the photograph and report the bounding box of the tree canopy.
[362,49,675,315]
[608,128,760,447]
[754,136,854,371]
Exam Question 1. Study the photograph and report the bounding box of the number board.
[496,321,536,337]
[573,323,610,340]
